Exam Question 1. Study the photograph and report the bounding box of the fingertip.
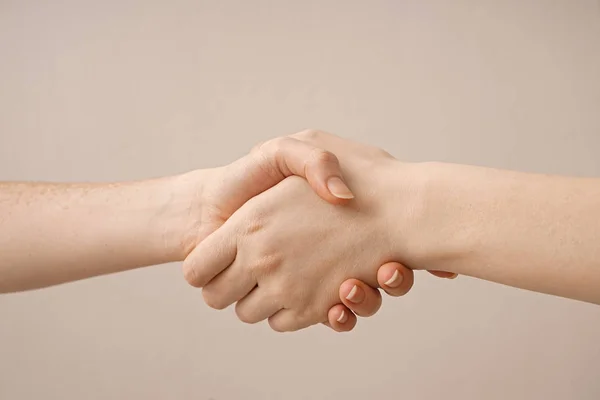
[312,182,351,205]
[265,136,351,205]
[429,270,459,279]
[339,279,363,302]
[327,304,357,332]
[326,176,355,200]
[377,262,414,297]
[305,148,354,204]
[339,279,382,317]
[378,263,405,288]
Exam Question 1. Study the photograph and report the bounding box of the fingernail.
[337,310,348,323]
[327,177,354,199]
[384,269,403,288]
[345,285,363,303]
[447,273,458,279]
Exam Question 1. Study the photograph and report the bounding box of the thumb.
[254,137,354,203]
[217,137,354,216]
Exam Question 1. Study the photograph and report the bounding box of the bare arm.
[180,130,600,333]
[284,130,600,307]
[0,178,194,292]
[405,162,600,304]
[0,137,357,294]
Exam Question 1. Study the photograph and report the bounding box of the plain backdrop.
[1,1,600,399]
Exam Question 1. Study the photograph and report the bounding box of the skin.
[186,130,600,332]
[185,132,428,331]
[0,136,426,331]
[187,175,410,331]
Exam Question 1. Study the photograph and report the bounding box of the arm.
[0,135,408,333]
[184,130,600,334]
[183,132,432,332]
[0,178,192,292]
[404,162,600,304]
[0,138,357,293]
[287,130,600,306]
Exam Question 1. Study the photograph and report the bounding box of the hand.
[179,135,415,332]
[226,131,455,332]
[183,143,414,331]
[275,131,458,332]
[177,136,356,254]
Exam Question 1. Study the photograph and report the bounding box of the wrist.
[397,162,479,273]
[381,161,464,272]
[158,168,214,262]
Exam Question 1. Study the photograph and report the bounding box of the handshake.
[178,130,455,333]
[3,128,596,328]
[3,129,593,327]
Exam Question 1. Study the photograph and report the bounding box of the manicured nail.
[345,285,363,303]
[384,269,403,288]
[447,273,458,279]
[337,310,348,323]
[327,177,355,199]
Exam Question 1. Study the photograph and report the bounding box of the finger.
[201,258,257,310]
[291,129,385,157]
[324,304,357,332]
[254,137,354,203]
[377,262,415,297]
[235,287,282,324]
[182,219,237,288]
[215,136,353,219]
[428,270,459,279]
[339,279,382,317]
[268,309,315,333]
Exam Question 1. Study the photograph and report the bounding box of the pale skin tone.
[0,137,422,331]
[185,130,600,332]
[6,129,597,333]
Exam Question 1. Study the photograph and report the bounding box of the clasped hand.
[182,130,454,332]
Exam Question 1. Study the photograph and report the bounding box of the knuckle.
[373,147,394,159]
[237,203,268,234]
[293,129,322,141]
[255,138,277,155]
[309,148,338,166]
[254,136,288,158]
[269,136,290,150]
[269,284,287,300]
[243,216,265,235]
[250,140,267,154]
[262,285,287,306]
[259,137,300,178]
[249,255,280,277]
[249,138,287,182]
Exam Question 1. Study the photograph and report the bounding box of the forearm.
[403,162,600,304]
[0,174,203,293]
[0,134,357,294]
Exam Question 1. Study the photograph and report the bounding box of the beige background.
[1,1,600,399]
